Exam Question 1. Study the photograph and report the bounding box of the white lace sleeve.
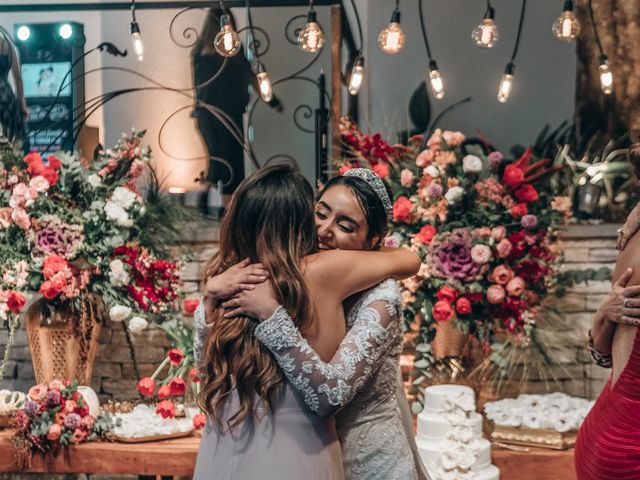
[254,299,399,418]
[193,302,208,365]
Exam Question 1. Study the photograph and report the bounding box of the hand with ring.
[221,279,279,321]
[617,203,640,250]
[600,268,640,326]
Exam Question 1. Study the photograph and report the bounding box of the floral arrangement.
[338,119,570,387]
[13,380,116,463]
[0,130,190,378]
[134,304,205,431]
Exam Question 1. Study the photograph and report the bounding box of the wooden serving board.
[110,429,195,443]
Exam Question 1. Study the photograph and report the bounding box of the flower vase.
[25,295,103,385]
[431,318,467,360]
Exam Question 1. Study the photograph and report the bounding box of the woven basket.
[431,318,467,359]
[25,296,102,385]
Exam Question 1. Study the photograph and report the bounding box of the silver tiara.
[344,168,393,218]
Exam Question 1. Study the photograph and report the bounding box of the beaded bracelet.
[587,330,613,368]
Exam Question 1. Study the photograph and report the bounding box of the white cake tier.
[416,436,493,469]
[417,410,483,441]
[424,384,475,412]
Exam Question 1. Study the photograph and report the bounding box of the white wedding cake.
[416,385,500,480]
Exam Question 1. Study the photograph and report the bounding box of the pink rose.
[400,169,414,187]
[0,208,12,228]
[491,226,506,241]
[9,183,28,208]
[473,227,492,237]
[28,384,48,401]
[416,149,435,167]
[48,379,65,391]
[47,423,62,442]
[506,276,526,297]
[427,131,443,148]
[490,265,514,285]
[442,130,465,147]
[64,400,77,413]
[470,244,492,264]
[496,239,513,258]
[11,208,30,230]
[487,285,506,304]
[29,175,50,193]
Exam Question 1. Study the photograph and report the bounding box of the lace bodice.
[254,279,429,480]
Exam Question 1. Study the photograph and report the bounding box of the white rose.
[444,186,464,204]
[108,259,130,286]
[109,305,132,322]
[424,165,440,178]
[29,176,50,193]
[440,450,459,471]
[462,154,483,173]
[88,174,102,188]
[7,175,18,185]
[104,201,132,227]
[111,186,137,210]
[456,448,476,470]
[128,316,148,335]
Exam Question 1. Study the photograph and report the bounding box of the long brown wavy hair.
[198,163,317,430]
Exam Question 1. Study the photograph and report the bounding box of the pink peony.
[11,208,30,230]
[28,384,48,401]
[400,169,414,187]
[470,244,492,264]
[490,265,514,285]
[496,239,513,258]
[29,175,50,193]
[416,149,435,167]
[506,276,526,297]
[442,130,465,147]
[47,423,62,442]
[491,226,506,241]
[487,285,506,304]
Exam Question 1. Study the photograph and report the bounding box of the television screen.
[21,62,72,98]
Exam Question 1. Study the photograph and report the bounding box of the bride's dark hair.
[199,163,317,429]
[629,143,640,178]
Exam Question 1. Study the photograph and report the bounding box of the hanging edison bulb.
[298,9,325,52]
[256,63,273,102]
[129,21,144,62]
[552,1,580,41]
[348,56,365,95]
[427,60,445,100]
[599,56,613,95]
[378,9,405,54]
[497,63,515,103]
[471,6,499,48]
[214,13,241,57]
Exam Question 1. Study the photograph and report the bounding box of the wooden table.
[0,429,576,479]
[0,430,199,476]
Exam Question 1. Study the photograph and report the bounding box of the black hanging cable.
[130,0,136,20]
[509,0,527,64]
[587,0,604,57]
[418,0,433,61]
[348,0,363,52]
[485,0,494,19]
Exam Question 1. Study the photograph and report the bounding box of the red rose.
[510,203,528,218]
[6,291,26,314]
[192,413,206,430]
[455,297,472,316]
[432,300,454,323]
[182,299,200,316]
[24,151,42,166]
[515,184,539,203]
[467,292,484,302]
[189,367,201,384]
[168,377,186,397]
[155,400,176,419]
[372,162,390,179]
[136,377,156,398]
[43,255,68,277]
[392,196,413,222]
[40,168,59,187]
[436,286,459,303]
[46,155,63,171]
[40,280,59,300]
[167,348,184,366]
[157,385,171,400]
[503,164,525,188]
[415,225,437,244]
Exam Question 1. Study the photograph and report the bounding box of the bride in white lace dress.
[199,170,430,480]
[194,166,422,480]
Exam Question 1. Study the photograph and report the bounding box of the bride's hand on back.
[204,258,268,301]
[221,280,279,321]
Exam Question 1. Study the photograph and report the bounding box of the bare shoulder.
[614,232,640,285]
